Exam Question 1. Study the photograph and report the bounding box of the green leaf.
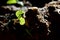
[7,0,17,4]
[19,17,25,25]
[16,10,25,25]
[16,10,24,17]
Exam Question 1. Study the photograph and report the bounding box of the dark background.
[0,0,57,7]
[25,0,57,7]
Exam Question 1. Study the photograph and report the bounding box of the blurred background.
[0,0,60,40]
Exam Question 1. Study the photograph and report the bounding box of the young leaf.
[19,17,25,25]
[16,10,24,17]
[7,0,17,4]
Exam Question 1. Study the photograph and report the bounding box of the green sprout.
[16,10,25,17]
[19,17,25,25]
[16,10,25,25]
[7,0,17,4]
